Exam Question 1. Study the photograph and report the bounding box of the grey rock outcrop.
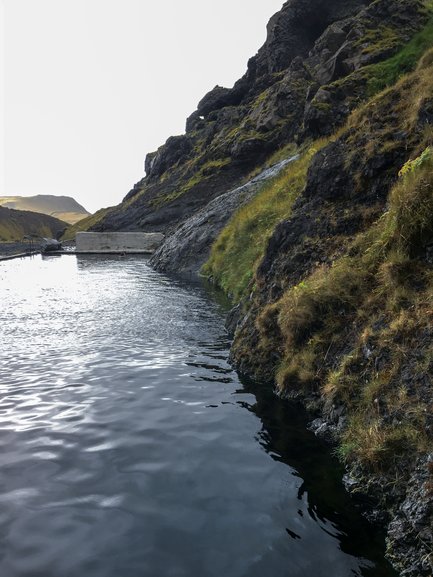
[41,238,62,253]
[387,455,433,577]
[150,156,299,276]
[97,0,426,236]
[145,135,193,180]
[197,86,237,117]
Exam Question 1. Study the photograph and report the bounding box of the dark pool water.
[0,255,398,577]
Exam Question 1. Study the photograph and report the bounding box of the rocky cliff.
[86,0,433,574]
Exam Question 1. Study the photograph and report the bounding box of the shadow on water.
[188,273,399,577]
[232,376,398,577]
[138,255,398,577]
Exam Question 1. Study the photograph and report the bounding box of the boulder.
[41,238,62,253]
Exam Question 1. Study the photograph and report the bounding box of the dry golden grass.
[272,154,433,468]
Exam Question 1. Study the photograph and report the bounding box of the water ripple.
[0,256,397,577]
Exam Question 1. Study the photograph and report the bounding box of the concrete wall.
[75,232,164,254]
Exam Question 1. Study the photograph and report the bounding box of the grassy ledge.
[268,149,433,469]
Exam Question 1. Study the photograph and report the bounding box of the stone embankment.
[75,232,164,254]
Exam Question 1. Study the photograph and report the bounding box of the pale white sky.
[1,0,284,213]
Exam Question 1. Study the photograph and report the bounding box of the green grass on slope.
[0,221,55,242]
[204,45,433,472]
[202,140,329,301]
[203,5,433,303]
[367,7,433,95]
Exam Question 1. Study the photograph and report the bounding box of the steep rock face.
[93,0,426,243]
[303,0,430,136]
[232,62,433,376]
[387,455,433,576]
[229,0,368,89]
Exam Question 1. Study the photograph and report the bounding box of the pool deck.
[1,232,163,262]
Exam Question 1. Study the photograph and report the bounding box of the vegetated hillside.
[0,195,91,225]
[0,206,67,241]
[82,0,433,574]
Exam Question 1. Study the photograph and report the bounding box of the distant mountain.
[0,206,67,242]
[0,195,91,225]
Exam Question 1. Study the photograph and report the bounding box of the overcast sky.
[1,0,284,213]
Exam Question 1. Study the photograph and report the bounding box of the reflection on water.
[0,256,397,577]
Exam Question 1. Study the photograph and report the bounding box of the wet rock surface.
[307,413,433,576]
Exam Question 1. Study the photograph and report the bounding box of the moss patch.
[366,10,433,95]
[202,140,329,301]
[150,158,232,208]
